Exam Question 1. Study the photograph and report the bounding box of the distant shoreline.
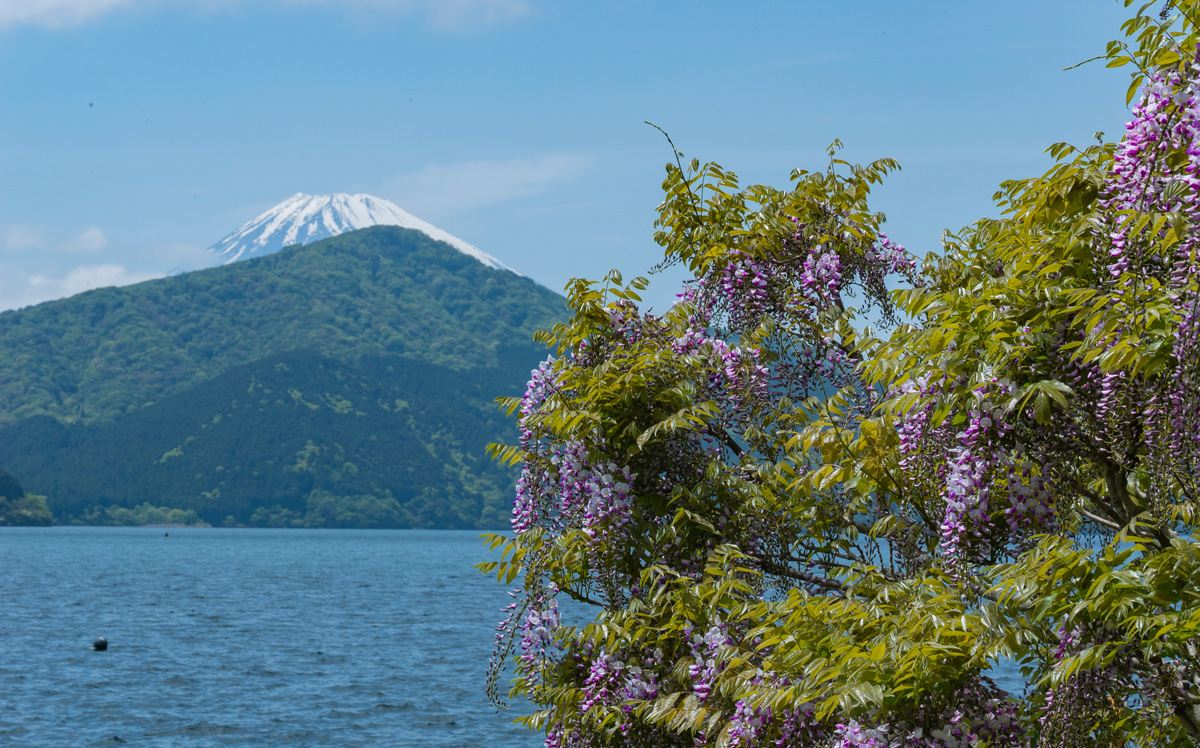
[141,523,214,528]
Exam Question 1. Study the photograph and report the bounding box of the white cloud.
[1,264,162,311]
[64,226,109,253]
[0,0,136,29]
[54,264,161,296]
[285,0,528,29]
[156,241,221,273]
[384,153,594,219]
[3,225,44,251]
[420,0,527,29]
[0,0,527,30]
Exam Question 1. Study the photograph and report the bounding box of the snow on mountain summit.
[209,193,518,274]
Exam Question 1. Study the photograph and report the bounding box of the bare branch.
[1081,509,1122,531]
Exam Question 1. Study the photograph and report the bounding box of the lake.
[0,527,539,748]
[1,526,1024,747]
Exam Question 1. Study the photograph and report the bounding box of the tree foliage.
[484,4,1200,746]
[0,468,50,526]
[75,502,203,526]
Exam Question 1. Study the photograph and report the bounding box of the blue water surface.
[0,527,539,748]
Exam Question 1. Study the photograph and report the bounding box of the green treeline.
[248,490,404,528]
[0,494,53,526]
[0,468,52,526]
[75,503,204,526]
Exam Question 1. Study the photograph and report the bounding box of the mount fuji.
[208,193,518,274]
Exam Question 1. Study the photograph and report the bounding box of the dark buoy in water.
[92,636,108,651]
[164,532,169,537]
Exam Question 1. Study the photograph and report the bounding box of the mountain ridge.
[209,192,518,274]
[0,225,562,427]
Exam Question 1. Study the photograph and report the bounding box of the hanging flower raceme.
[510,353,639,543]
[832,720,893,748]
[718,250,777,328]
[1004,456,1054,536]
[515,593,563,695]
[580,460,635,542]
[938,405,1006,564]
[1099,60,1200,280]
[686,623,733,701]
[1037,627,1125,748]
[893,376,948,477]
[888,375,1055,568]
[672,328,771,421]
[799,243,844,307]
[1170,295,1200,470]
[727,698,827,748]
[1085,48,1200,485]
[865,233,920,281]
[511,357,561,534]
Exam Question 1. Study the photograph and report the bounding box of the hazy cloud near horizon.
[0,227,215,311]
[64,227,110,253]
[3,226,44,252]
[0,0,528,29]
[3,225,110,255]
[383,154,595,221]
[0,0,134,29]
[283,0,528,29]
[0,264,162,312]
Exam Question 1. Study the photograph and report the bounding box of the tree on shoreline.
[484,3,1200,745]
[0,468,52,526]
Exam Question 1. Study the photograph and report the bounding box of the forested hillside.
[0,348,536,527]
[0,226,563,425]
[0,227,565,527]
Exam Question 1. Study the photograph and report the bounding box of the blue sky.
[0,0,1137,312]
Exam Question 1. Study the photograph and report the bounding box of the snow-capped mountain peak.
[209,193,518,274]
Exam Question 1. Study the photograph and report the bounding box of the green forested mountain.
[0,226,561,425]
[0,227,564,527]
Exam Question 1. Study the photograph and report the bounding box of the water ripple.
[1,527,539,748]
